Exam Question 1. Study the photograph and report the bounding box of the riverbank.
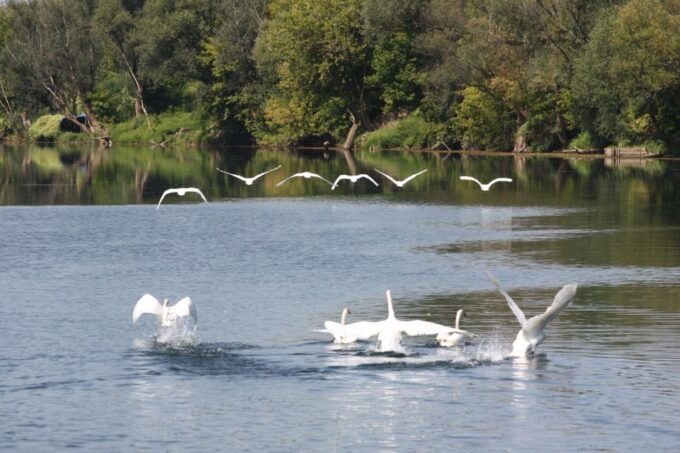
[2,111,678,157]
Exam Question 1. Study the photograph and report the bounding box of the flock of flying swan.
[156,165,511,208]
[144,162,577,358]
[132,271,577,358]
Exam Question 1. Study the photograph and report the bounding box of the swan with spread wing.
[132,294,197,327]
[485,270,577,357]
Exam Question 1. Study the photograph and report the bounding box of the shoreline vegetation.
[1,1,678,156]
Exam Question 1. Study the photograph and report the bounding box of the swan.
[217,165,281,185]
[132,293,197,327]
[276,172,332,187]
[330,174,379,190]
[156,187,208,209]
[436,309,478,347]
[376,290,459,352]
[375,169,428,187]
[485,270,577,357]
[459,176,512,191]
[316,307,384,344]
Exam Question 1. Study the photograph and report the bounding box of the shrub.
[361,115,442,150]
[28,114,63,141]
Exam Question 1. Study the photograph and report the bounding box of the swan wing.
[342,320,385,340]
[332,175,350,190]
[253,165,282,179]
[527,284,578,334]
[398,319,455,337]
[186,188,208,203]
[361,174,379,186]
[217,168,248,182]
[169,297,197,322]
[488,177,513,187]
[276,173,300,187]
[401,169,428,184]
[156,189,175,210]
[459,176,484,189]
[312,173,333,185]
[485,269,527,328]
[132,294,163,323]
[375,169,399,185]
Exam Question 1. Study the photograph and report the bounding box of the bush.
[360,115,443,150]
[569,131,598,150]
[28,114,63,141]
[108,111,211,144]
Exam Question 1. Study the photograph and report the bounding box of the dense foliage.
[0,0,678,151]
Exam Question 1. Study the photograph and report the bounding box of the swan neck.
[386,290,396,320]
[340,308,349,325]
[455,309,463,329]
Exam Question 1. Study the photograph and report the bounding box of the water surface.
[1,144,679,450]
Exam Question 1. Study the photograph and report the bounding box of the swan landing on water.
[376,290,462,352]
[132,294,197,327]
[436,309,478,347]
[485,270,577,357]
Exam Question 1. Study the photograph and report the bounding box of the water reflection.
[2,143,680,212]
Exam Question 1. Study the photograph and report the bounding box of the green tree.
[3,0,105,135]
[254,0,373,147]
[94,0,150,122]
[573,0,680,147]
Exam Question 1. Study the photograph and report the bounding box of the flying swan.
[331,174,379,190]
[375,169,428,188]
[316,307,384,344]
[276,172,332,187]
[459,176,513,191]
[485,270,577,357]
[217,165,281,185]
[156,187,208,209]
[132,293,197,327]
[436,309,478,347]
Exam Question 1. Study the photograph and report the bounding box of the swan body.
[276,172,332,187]
[132,293,197,327]
[316,307,385,344]
[331,174,379,190]
[217,165,281,185]
[156,187,208,209]
[375,169,428,187]
[459,176,512,191]
[485,270,577,357]
[376,290,458,352]
[436,309,477,347]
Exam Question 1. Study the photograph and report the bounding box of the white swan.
[276,172,332,187]
[132,293,197,327]
[485,270,577,357]
[376,290,458,352]
[375,169,427,187]
[217,165,281,185]
[316,307,384,344]
[156,187,208,209]
[436,309,478,347]
[331,174,379,190]
[459,176,512,191]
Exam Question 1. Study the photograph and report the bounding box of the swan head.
[177,189,187,195]
[162,298,169,307]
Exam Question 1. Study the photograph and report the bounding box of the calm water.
[1,144,680,450]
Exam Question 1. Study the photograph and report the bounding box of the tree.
[94,0,150,122]
[572,0,680,146]
[4,0,105,135]
[254,0,373,147]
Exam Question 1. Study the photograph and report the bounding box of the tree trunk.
[513,124,527,152]
[343,111,359,150]
[555,112,569,148]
